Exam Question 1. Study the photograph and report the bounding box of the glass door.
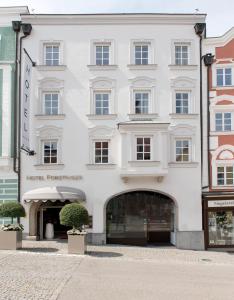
[208,210,234,246]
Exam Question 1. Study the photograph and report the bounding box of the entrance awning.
[23,186,85,203]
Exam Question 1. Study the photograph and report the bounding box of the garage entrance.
[106,191,175,246]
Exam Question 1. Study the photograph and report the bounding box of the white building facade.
[20,13,206,250]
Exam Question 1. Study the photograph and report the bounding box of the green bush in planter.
[60,203,89,233]
[0,202,25,231]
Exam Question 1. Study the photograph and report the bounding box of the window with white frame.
[175,92,189,114]
[217,166,234,185]
[175,44,189,65]
[134,92,149,114]
[96,45,109,65]
[44,44,60,66]
[43,140,58,164]
[95,93,109,115]
[135,45,148,65]
[215,112,232,131]
[216,68,232,86]
[44,93,59,115]
[94,141,109,164]
[136,137,151,160]
[175,139,190,162]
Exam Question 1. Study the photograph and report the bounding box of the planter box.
[0,231,22,250]
[68,233,86,254]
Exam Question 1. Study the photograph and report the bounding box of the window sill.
[210,131,234,136]
[128,113,158,121]
[34,164,64,170]
[127,64,158,70]
[168,64,198,70]
[128,160,160,167]
[36,65,67,71]
[87,65,118,71]
[169,113,199,119]
[215,86,234,90]
[211,186,234,190]
[168,162,199,168]
[86,163,116,170]
[87,114,117,120]
[35,114,65,120]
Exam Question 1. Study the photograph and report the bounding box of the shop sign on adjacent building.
[26,175,82,181]
[208,200,234,208]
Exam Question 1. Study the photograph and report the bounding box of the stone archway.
[106,190,175,246]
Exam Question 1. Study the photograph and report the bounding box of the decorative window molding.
[170,39,195,66]
[37,78,64,116]
[88,126,115,166]
[210,96,234,133]
[129,76,157,118]
[128,39,157,69]
[88,77,116,118]
[212,63,234,88]
[35,125,63,167]
[169,125,196,163]
[89,39,116,68]
[211,144,234,187]
[170,77,196,115]
[39,40,64,66]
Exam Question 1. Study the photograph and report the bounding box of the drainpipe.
[11,23,32,204]
[203,54,214,189]
[12,21,21,176]
[194,23,206,184]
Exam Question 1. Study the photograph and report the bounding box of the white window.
[135,45,148,65]
[43,141,58,164]
[217,68,232,86]
[175,92,189,114]
[44,44,60,66]
[135,92,149,114]
[217,166,234,185]
[136,137,151,160]
[44,93,59,115]
[215,112,231,131]
[94,141,109,164]
[95,93,109,115]
[175,139,190,162]
[175,44,189,65]
[96,45,109,65]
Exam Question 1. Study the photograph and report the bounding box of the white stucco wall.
[20,14,205,240]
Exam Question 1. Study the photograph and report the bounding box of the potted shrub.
[60,203,89,254]
[0,202,25,250]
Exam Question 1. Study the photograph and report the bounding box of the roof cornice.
[21,13,206,26]
[205,27,234,47]
[0,6,29,15]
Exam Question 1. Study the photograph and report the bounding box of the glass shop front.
[204,198,234,248]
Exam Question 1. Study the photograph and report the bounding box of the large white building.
[20,13,206,249]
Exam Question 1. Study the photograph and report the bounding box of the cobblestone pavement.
[0,240,234,299]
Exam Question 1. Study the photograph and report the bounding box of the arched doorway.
[24,186,86,240]
[106,191,175,246]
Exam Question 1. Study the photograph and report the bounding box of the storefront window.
[208,211,234,246]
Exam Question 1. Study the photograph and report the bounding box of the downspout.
[18,34,28,203]
[203,54,214,189]
[13,23,32,204]
[13,29,19,175]
[194,23,206,184]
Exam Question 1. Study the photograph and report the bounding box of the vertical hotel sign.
[21,49,33,151]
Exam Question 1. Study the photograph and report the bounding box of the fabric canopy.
[23,186,85,203]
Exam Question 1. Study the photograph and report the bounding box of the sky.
[0,0,233,37]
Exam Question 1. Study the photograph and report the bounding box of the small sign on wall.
[208,200,234,208]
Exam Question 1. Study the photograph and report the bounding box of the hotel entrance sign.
[21,49,34,152]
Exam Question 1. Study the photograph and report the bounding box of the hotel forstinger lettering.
[26,175,82,181]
